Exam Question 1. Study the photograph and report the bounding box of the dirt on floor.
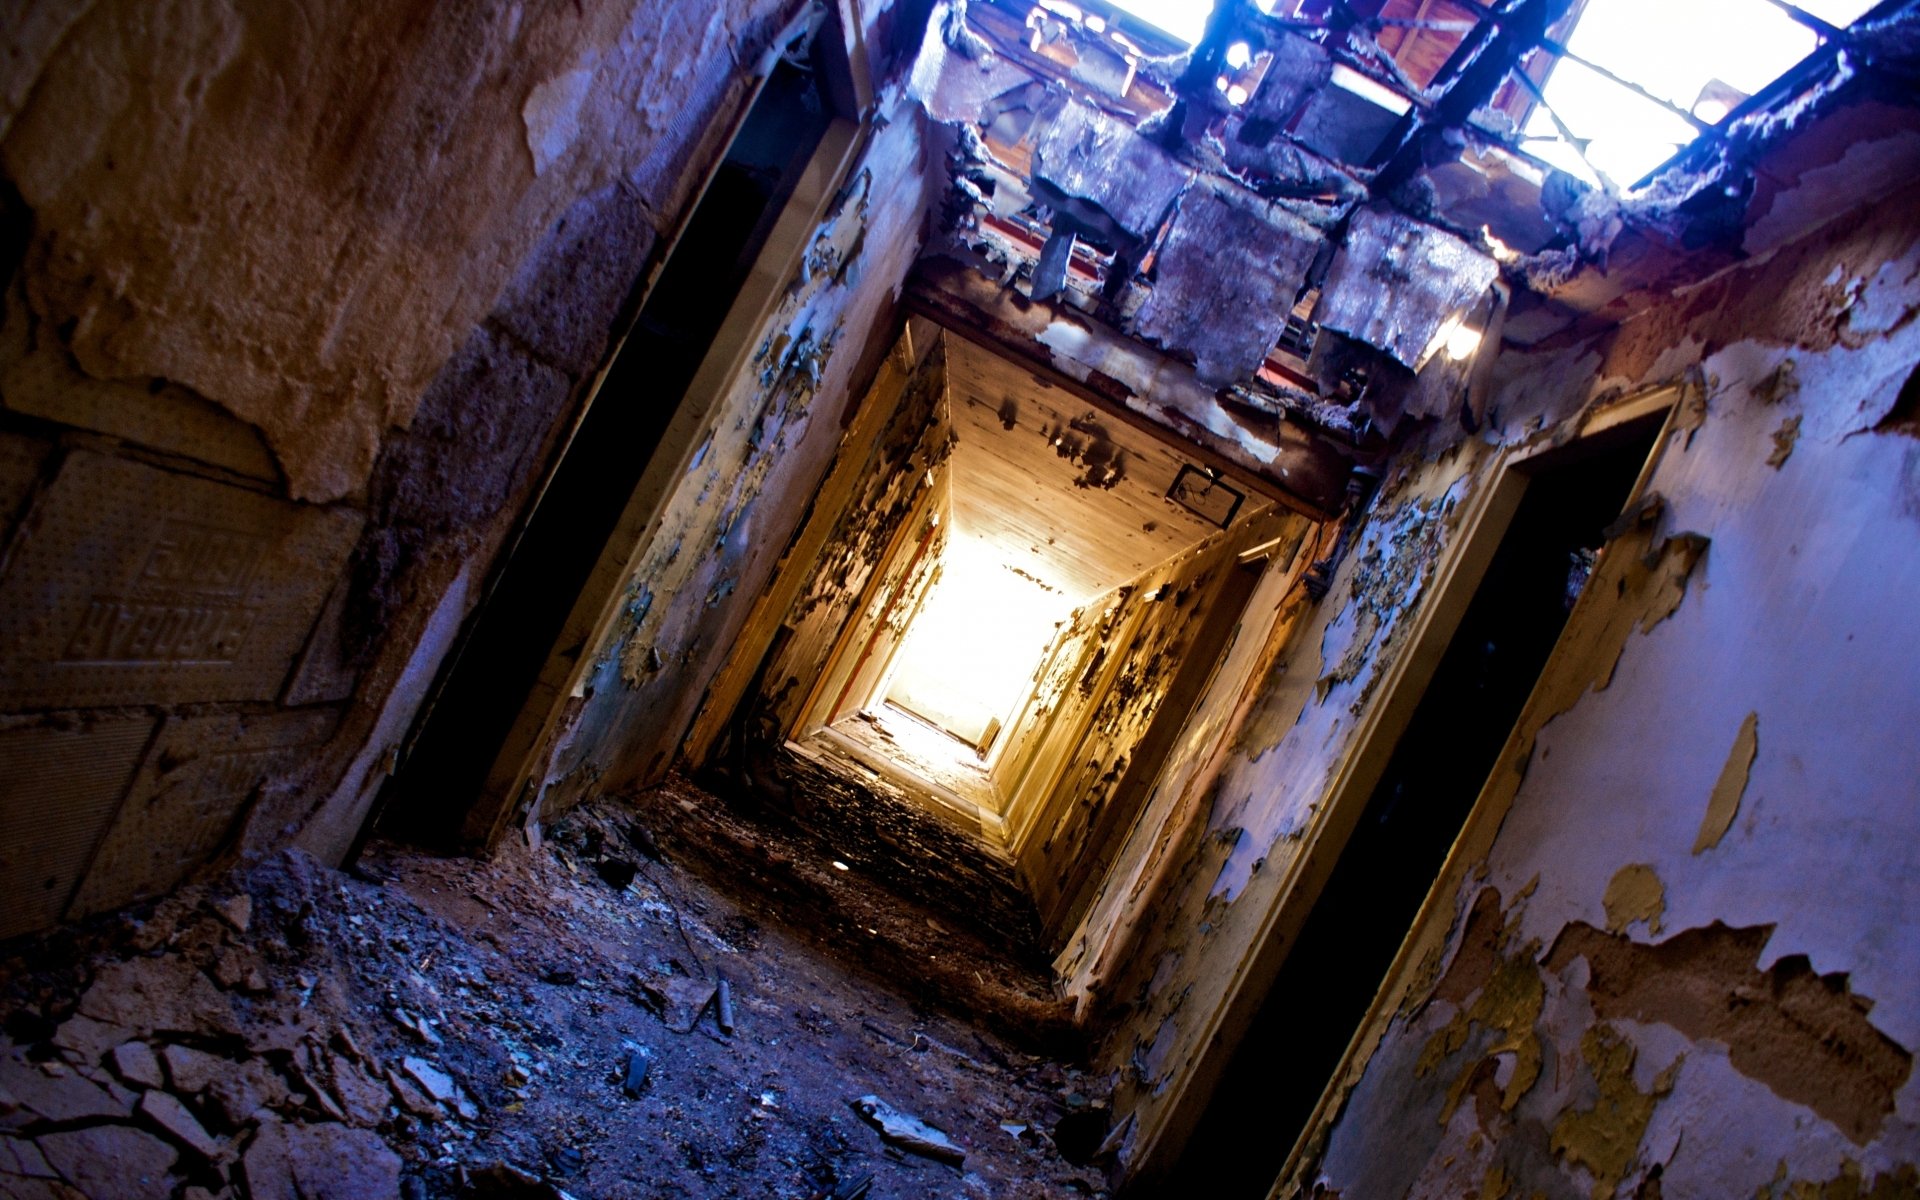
[0,785,1116,1199]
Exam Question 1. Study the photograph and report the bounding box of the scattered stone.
[0,1133,57,1177]
[653,975,717,1032]
[109,1042,165,1090]
[392,1009,443,1047]
[137,1090,224,1160]
[160,1045,227,1095]
[79,957,235,1037]
[240,1118,401,1200]
[330,1027,369,1066]
[288,1060,347,1122]
[0,1056,132,1123]
[850,1095,966,1166]
[205,1059,292,1128]
[385,1069,440,1119]
[213,949,269,994]
[327,1053,393,1126]
[36,1125,177,1200]
[51,1015,128,1065]
[212,895,253,934]
[401,1057,475,1120]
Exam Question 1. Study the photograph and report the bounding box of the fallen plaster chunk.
[212,894,252,934]
[1694,711,1759,854]
[1313,207,1498,369]
[402,1056,477,1120]
[851,1094,966,1165]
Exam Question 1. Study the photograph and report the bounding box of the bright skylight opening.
[1102,0,1215,45]
[1524,0,1880,190]
[883,537,1075,750]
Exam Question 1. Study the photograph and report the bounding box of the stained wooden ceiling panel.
[941,332,1262,599]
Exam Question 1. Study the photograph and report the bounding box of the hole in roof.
[1521,0,1883,191]
[1101,0,1215,46]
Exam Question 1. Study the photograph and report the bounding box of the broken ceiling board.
[1313,206,1499,369]
[70,708,340,917]
[1135,184,1324,386]
[0,451,364,709]
[0,716,155,940]
[1289,82,1404,166]
[1233,32,1332,145]
[1419,146,1558,254]
[1029,98,1193,241]
[942,334,1256,599]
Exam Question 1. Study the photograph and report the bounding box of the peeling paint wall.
[1007,516,1298,941]
[1293,170,1920,1197]
[526,104,936,817]
[1080,436,1499,1181]
[1076,120,1920,1195]
[756,328,955,741]
[0,0,805,932]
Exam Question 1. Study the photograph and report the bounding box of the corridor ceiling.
[941,331,1264,600]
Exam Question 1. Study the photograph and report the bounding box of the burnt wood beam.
[1368,0,1574,193]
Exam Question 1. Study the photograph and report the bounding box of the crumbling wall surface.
[1296,191,1920,1197]
[1012,518,1291,941]
[0,0,799,933]
[760,333,954,738]
[1080,438,1500,1176]
[528,105,936,816]
[2,0,794,502]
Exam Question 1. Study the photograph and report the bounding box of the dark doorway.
[373,55,835,849]
[1172,418,1665,1197]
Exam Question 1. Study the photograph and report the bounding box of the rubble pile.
[0,791,1113,1198]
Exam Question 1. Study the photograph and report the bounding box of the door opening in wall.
[368,46,840,851]
[1172,411,1670,1199]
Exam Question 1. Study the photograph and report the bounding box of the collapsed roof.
[908,0,1920,506]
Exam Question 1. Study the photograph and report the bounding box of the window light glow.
[1099,0,1214,45]
[882,537,1075,750]
[1444,321,1483,362]
[1523,0,1875,190]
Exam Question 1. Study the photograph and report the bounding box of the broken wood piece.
[715,973,736,1035]
[620,1043,652,1098]
[850,1095,965,1166]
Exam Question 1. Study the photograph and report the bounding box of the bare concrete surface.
[0,788,1112,1199]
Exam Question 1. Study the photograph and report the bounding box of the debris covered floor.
[0,782,1111,1200]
